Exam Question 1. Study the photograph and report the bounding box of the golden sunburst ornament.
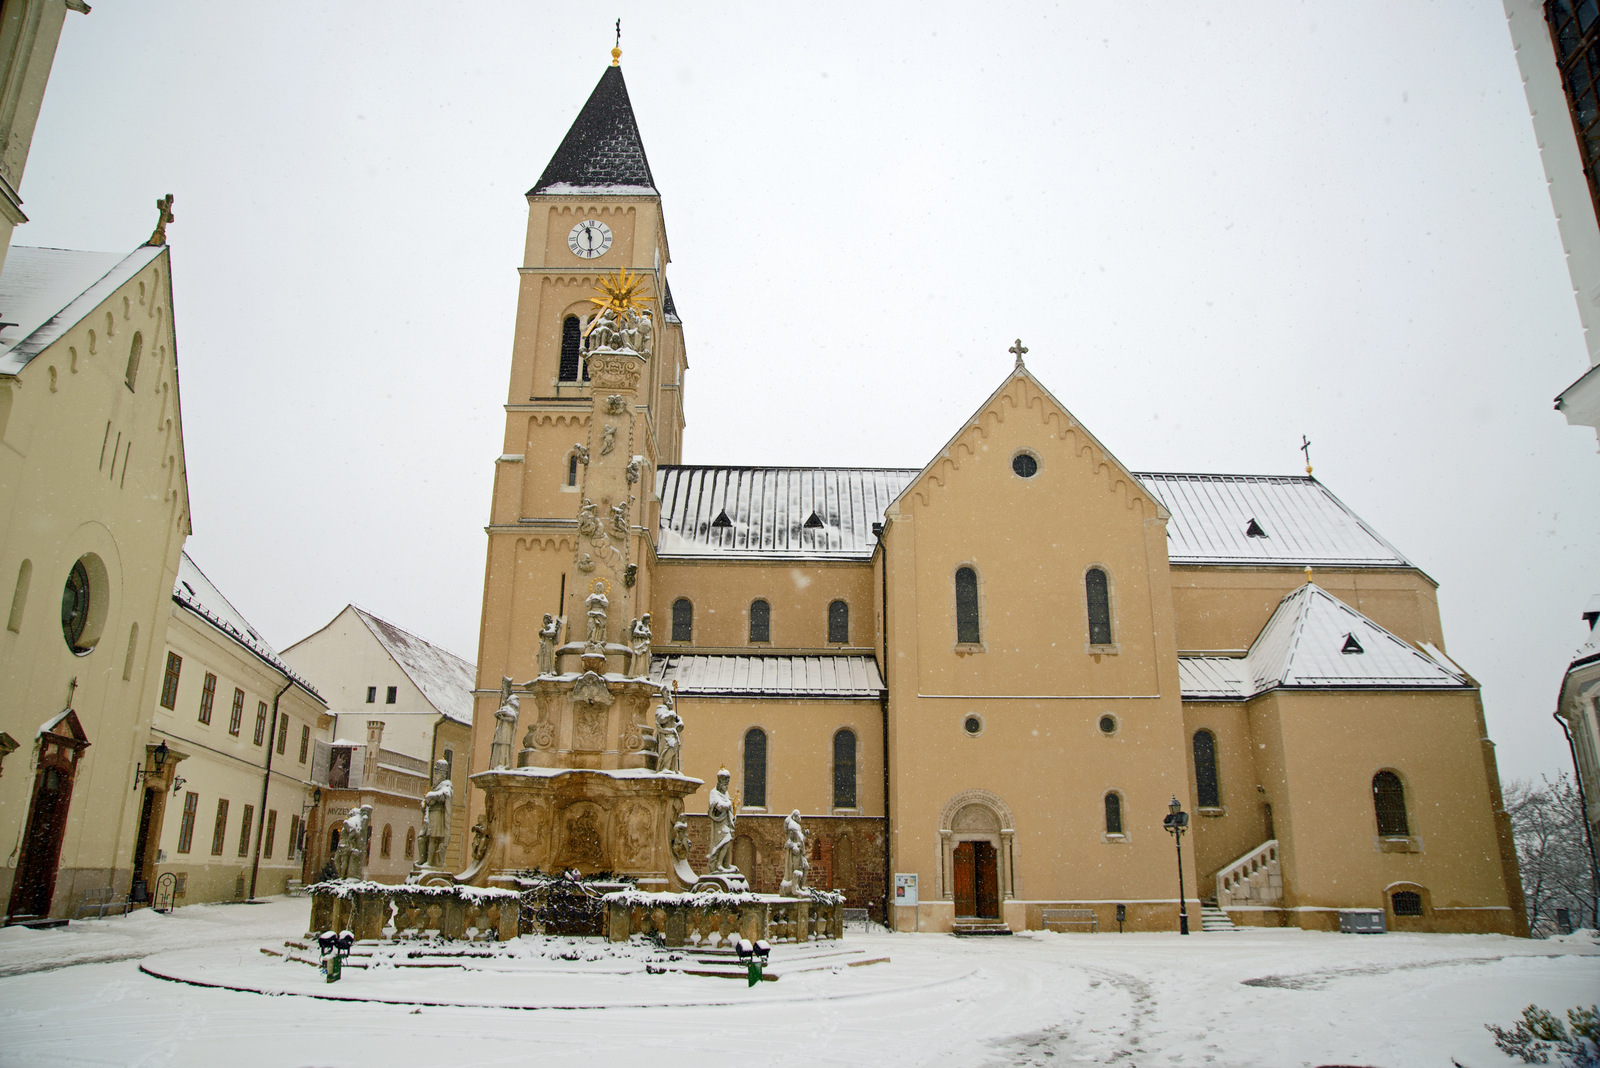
[587,266,653,318]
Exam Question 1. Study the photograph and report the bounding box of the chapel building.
[468,57,1527,935]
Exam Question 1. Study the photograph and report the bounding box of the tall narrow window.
[253,701,267,745]
[122,623,139,681]
[404,827,416,860]
[160,652,182,709]
[1086,568,1113,645]
[286,814,298,859]
[1373,771,1409,836]
[1104,792,1124,834]
[380,824,393,859]
[277,715,289,755]
[558,315,589,382]
[198,672,217,724]
[176,792,198,853]
[828,600,849,644]
[228,688,245,736]
[833,728,857,808]
[672,598,693,642]
[1193,730,1220,808]
[124,332,142,391]
[955,567,980,644]
[749,599,770,643]
[743,728,768,809]
[386,686,397,704]
[299,724,310,763]
[237,804,254,856]
[210,799,230,856]
[7,559,30,633]
[568,454,579,486]
[264,810,278,858]
[366,686,376,704]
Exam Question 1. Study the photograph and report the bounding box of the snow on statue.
[419,759,452,868]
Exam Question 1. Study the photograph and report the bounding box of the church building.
[468,55,1527,935]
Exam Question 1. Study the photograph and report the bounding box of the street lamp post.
[1163,795,1191,935]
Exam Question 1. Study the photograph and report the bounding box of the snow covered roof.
[174,553,324,703]
[663,278,680,324]
[1138,474,1412,567]
[529,65,657,197]
[656,467,917,559]
[651,655,885,698]
[1178,584,1468,699]
[351,607,475,725]
[0,245,165,375]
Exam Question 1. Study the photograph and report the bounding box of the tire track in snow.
[983,962,1152,1066]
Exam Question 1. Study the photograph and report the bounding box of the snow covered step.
[1199,904,1239,932]
[952,922,1013,936]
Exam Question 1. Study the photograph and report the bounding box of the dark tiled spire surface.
[530,65,657,195]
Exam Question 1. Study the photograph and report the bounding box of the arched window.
[122,623,139,681]
[1104,792,1124,835]
[404,827,416,860]
[7,558,30,633]
[955,567,980,644]
[124,331,142,391]
[1373,771,1409,836]
[743,728,767,808]
[1193,730,1220,808]
[833,729,857,808]
[567,454,578,486]
[749,599,770,643]
[1086,567,1112,645]
[1391,889,1423,917]
[558,315,588,382]
[828,599,849,644]
[671,598,693,642]
[380,824,393,858]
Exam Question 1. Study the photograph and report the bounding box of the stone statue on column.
[537,614,561,675]
[490,692,519,770]
[706,769,737,874]
[333,804,371,880]
[780,809,810,896]
[629,614,652,676]
[584,583,609,650]
[653,693,682,774]
[419,759,452,868]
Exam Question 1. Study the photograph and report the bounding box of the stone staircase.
[1199,901,1239,932]
[951,921,1013,936]
[1215,839,1282,910]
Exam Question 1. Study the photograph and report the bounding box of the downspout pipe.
[249,678,294,901]
[876,520,892,928]
[1553,709,1600,928]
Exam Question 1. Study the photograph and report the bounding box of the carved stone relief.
[560,803,605,868]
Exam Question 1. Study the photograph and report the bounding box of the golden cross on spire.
[1009,338,1028,368]
[1300,434,1313,476]
[145,194,174,247]
[611,18,621,65]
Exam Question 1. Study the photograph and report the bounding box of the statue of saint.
[600,424,617,456]
[670,819,692,861]
[780,809,810,896]
[706,768,738,875]
[419,760,452,868]
[584,584,609,648]
[610,498,629,538]
[470,816,490,862]
[537,613,561,675]
[334,805,371,880]
[654,697,682,774]
[490,693,519,769]
[629,614,652,674]
[576,498,600,538]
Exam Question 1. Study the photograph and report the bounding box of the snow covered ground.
[1,897,1595,1067]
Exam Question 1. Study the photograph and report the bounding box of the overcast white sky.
[20,2,1599,782]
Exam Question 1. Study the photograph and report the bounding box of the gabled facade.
[145,553,327,905]
[282,605,474,882]
[468,58,1526,935]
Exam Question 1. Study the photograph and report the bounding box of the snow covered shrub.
[1485,1004,1599,1066]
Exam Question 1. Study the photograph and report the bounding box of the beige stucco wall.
[0,250,190,919]
[651,559,876,652]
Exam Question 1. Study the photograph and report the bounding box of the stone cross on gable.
[146,194,175,247]
[1009,338,1028,368]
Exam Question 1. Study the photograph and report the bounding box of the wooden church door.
[9,765,72,920]
[973,841,1000,919]
[953,841,976,916]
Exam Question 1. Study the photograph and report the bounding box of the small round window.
[60,554,107,655]
[1012,452,1039,478]
[963,714,984,736]
[1099,714,1118,735]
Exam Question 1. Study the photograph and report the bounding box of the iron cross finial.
[1300,435,1313,476]
[1009,339,1028,368]
[146,194,174,247]
[611,20,622,65]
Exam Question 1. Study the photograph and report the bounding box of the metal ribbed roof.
[1178,584,1467,699]
[651,655,885,698]
[174,553,324,703]
[1137,473,1410,567]
[655,467,917,559]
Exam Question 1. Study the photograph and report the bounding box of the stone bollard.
[496,899,519,942]
[608,903,632,943]
[830,902,844,939]
[664,906,687,947]
[439,897,467,940]
[309,892,332,934]
[351,890,387,941]
[739,904,763,944]
[795,901,810,942]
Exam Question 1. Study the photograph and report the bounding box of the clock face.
[568,219,613,259]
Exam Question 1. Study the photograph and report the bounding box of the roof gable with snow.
[0,245,166,375]
[351,607,475,725]
[530,65,657,197]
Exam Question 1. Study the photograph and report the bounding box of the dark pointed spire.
[530,65,658,196]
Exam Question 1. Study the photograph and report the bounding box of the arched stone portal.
[936,789,1015,919]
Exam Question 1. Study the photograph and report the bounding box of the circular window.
[1012,452,1039,478]
[1099,714,1118,735]
[963,715,984,736]
[60,554,108,656]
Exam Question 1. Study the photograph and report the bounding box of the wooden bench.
[1041,908,1098,933]
[842,907,870,930]
[75,887,131,919]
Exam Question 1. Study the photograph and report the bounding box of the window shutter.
[310,740,331,786]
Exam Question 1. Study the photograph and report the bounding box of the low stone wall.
[601,889,846,947]
[682,814,887,923]
[306,881,519,942]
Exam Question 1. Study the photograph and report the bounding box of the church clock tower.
[467,52,687,829]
